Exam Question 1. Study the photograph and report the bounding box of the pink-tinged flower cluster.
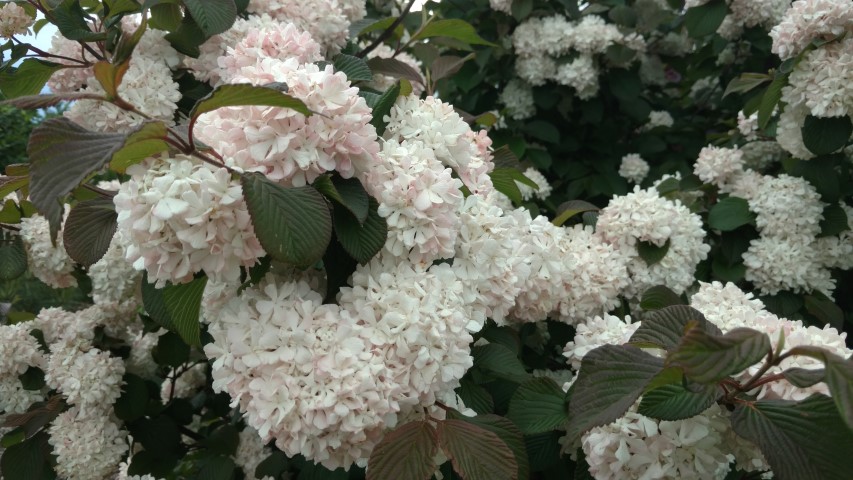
[217,22,322,84]
[195,59,380,187]
[48,406,129,480]
[113,156,265,287]
[45,338,125,415]
[0,2,32,38]
[384,95,495,195]
[595,187,710,298]
[246,0,359,55]
[19,211,77,289]
[770,0,853,60]
[783,36,853,119]
[365,140,464,263]
[366,44,425,96]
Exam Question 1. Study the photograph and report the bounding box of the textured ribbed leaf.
[637,239,670,266]
[804,293,843,330]
[782,346,853,431]
[683,0,728,38]
[241,172,332,268]
[27,118,127,240]
[566,345,664,440]
[367,421,437,480]
[490,168,524,205]
[62,197,117,267]
[456,378,494,415]
[438,419,518,480]
[366,57,425,86]
[109,121,170,173]
[411,19,497,46]
[553,200,600,226]
[0,432,54,480]
[723,73,771,98]
[0,92,104,110]
[456,415,528,480]
[2,395,64,442]
[195,455,237,480]
[332,197,386,264]
[492,145,521,170]
[183,0,237,36]
[639,285,684,311]
[362,82,401,136]
[667,326,771,384]
[802,115,852,156]
[189,84,310,134]
[758,73,786,129]
[708,196,754,231]
[472,343,528,382]
[333,54,373,82]
[0,59,63,98]
[92,60,130,99]
[0,176,28,200]
[313,175,369,223]
[819,203,849,237]
[507,377,568,434]
[730,395,853,480]
[0,235,27,281]
[782,368,825,388]
[630,305,720,351]
[430,54,473,83]
[143,274,207,346]
[638,383,721,420]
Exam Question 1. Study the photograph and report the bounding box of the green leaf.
[190,83,310,133]
[411,19,496,47]
[819,203,849,237]
[801,115,852,156]
[143,274,207,346]
[194,455,236,480]
[438,419,518,480]
[0,59,63,98]
[163,14,206,57]
[312,175,369,223]
[18,367,45,391]
[472,343,528,382]
[608,5,637,27]
[109,121,170,173]
[565,345,664,440]
[683,0,728,38]
[362,82,401,136]
[62,197,117,267]
[114,374,149,421]
[782,346,853,431]
[730,395,853,480]
[667,326,771,384]
[723,73,770,98]
[510,0,533,20]
[92,60,131,99]
[367,421,437,480]
[27,118,127,240]
[366,57,425,86]
[782,368,825,388]
[522,121,560,144]
[0,432,55,480]
[255,451,289,479]
[456,379,494,415]
[240,173,332,268]
[708,196,754,231]
[639,285,684,311]
[332,54,373,82]
[638,383,721,420]
[430,54,474,83]
[333,197,386,264]
[183,0,237,36]
[758,73,787,130]
[804,293,843,330]
[489,168,523,205]
[150,2,183,31]
[153,331,190,368]
[552,200,599,227]
[630,305,721,351]
[0,92,104,110]
[203,425,239,456]
[637,239,670,266]
[1,395,64,443]
[507,377,568,434]
[0,235,27,281]
[457,415,528,480]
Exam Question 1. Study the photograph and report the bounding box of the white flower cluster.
[770,0,853,60]
[0,1,32,38]
[737,110,759,141]
[19,212,77,289]
[113,156,266,287]
[45,338,125,415]
[642,110,674,130]
[516,167,552,201]
[0,323,46,414]
[234,427,271,479]
[159,362,207,403]
[246,0,364,55]
[595,186,710,298]
[693,146,744,187]
[88,231,140,304]
[489,0,513,13]
[511,14,645,98]
[618,154,650,184]
[740,141,786,170]
[499,78,536,120]
[195,51,379,188]
[718,0,791,40]
[48,407,129,480]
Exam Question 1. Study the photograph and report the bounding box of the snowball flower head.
[518,167,552,201]
[45,339,125,413]
[618,153,650,184]
[88,231,140,304]
[113,156,266,287]
[217,22,323,84]
[246,0,354,55]
[49,407,129,480]
[0,2,32,38]
[499,79,536,120]
[19,212,77,289]
[693,146,744,188]
[0,323,47,413]
[742,235,835,296]
[769,0,853,60]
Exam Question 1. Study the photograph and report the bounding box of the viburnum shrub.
[0,0,851,479]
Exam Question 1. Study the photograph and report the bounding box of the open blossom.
[19,211,77,289]
[596,187,710,297]
[642,110,674,130]
[196,59,380,187]
[518,167,552,201]
[217,22,322,84]
[770,0,853,60]
[366,139,464,263]
[0,323,47,414]
[618,153,650,184]
[693,146,744,187]
[246,0,356,55]
[747,173,824,239]
[49,407,129,480]
[114,156,265,287]
[0,2,32,38]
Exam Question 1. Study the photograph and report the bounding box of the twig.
[356,0,418,58]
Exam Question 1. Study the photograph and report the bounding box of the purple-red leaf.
[438,419,518,480]
[367,421,437,480]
